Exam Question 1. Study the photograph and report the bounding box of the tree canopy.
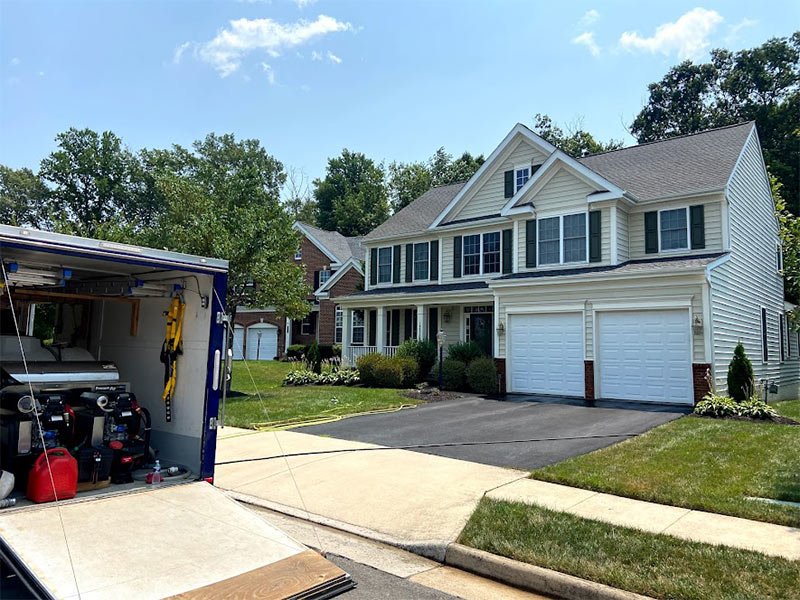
[0,165,49,228]
[531,114,623,157]
[631,32,800,214]
[313,149,389,236]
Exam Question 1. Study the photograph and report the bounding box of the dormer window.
[515,166,530,192]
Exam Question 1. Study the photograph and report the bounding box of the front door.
[469,313,493,356]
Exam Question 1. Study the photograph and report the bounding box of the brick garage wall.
[296,236,332,299]
[494,358,506,394]
[584,360,595,400]
[234,311,286,358]
[692,363,712,404]
[318,267,364,346]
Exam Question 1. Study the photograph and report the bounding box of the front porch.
[339,300,497,365]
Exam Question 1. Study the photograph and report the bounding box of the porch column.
[376,306,386,353]
[416,304,426,340]
[341,307,352,365]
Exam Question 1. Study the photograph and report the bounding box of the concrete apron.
[214,428,527,560]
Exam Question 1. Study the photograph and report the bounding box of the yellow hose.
[251,403,418,431]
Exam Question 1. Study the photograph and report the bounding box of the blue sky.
[1,1,798,186]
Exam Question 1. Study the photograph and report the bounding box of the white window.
[463,234,481,275]
[319,269,331,286]
[334,306,343,344]
[563,214,587,263]
[515,166,530,192]
[351,309,365,345]
[777,243,784,273]
[413,242,429,280]
[378,247,393,284]
[538,213,588,266]
[301,314,314,335]
[294,248,302,260]
[483,232,501,274]
[659,208,689,251]
[538,217,561,265]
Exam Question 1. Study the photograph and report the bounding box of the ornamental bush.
[442,359,467,390]
[395,356,419,388]
[466,357,498,395]
[396,339,437,380]
[356,353,384,387]
[694,394,738,418]
[286,344,306,360]
[373,357,404,388]
[736,398,779,420]
[447,341,484,364]
[727,342,754,402]
[307,340,322,374]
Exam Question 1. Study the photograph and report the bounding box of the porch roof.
[336,280,491,305]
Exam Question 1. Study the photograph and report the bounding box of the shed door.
[597,310,692,404]
[508,313,584,396]
[246,325,278,361]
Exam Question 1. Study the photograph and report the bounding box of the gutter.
[488,265,710,289]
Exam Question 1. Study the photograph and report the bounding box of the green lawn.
[460,499,800,600]
[224,360,419,429]
[532,400,800,527]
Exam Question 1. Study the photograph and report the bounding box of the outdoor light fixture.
[436,329,447,390]
[497,319,505,333]
[442,308,452,323]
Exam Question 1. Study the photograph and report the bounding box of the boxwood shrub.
[442,358,467,390]
[466,357,498,394]
[396,339,437,381]
[447,341,483,364]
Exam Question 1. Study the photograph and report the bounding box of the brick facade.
[494,358,506,394]
[584,360,595,400]
[692,363,712,404]
[318,267,364,345]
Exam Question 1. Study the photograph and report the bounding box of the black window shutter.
[392,245,401,283]
[589,210,602,263]
[368,310,377,346]
[391,309,401,346]
[453,236,462,278]
[502,229,513,274]
[313,270,320,289]
[644,211,659,254]
[690,205,706,249]
[504,170,514,198]
[525,219,537,268]
[404,309,413,340]
[428,307,438,341]
[405,243,413,282]
[369,248,377,286]
[780,312,786,361]
[430,240,439,280]
[761,308,769,362]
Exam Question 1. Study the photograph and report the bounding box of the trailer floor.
[0,481,351,599]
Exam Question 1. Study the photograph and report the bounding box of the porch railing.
[347,345,400,363]
[383,346,399,358]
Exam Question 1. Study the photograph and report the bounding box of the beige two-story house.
[336,122,800,404]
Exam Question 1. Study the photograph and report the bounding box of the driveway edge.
[445,544,654,600]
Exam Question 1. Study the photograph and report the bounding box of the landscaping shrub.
[727,342,754,402]
[283,367,360,386]
[466,357,498,394]
[287,344,306,360]
[694,394,738,418]
[307,340,322,374]
[396,339,437,380]
[442,359,467,390]
[737,398,779,420]
[331,344,342,358]
[356,353,384,387]
[395,356,419,387]
[373,357,404,388]
[447,340,483,364]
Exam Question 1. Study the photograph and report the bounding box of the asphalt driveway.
[295,395,689,470]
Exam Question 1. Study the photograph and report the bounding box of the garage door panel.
[598,310,692,404]
[246,326,278,361]
[509,313,584,397]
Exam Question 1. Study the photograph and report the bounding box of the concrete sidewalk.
[215,427,800,562]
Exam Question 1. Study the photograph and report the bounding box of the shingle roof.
[496,252,727,281]
[363,182,466,241]
[578,122,753,201]
[362,122,754,241]
[298,222,363,263]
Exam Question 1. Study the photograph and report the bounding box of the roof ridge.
[579,121,754,160]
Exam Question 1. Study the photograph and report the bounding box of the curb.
[227,489,653,600]
[445,544,653,600]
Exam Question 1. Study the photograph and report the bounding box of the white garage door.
[246,325,278,361]
[509,313,584,396]
[232,326,244,360]
[597,310,692,404]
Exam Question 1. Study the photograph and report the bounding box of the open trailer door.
[0,481,352,599]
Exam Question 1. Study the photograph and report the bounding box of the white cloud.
[327,51,341,64]
[10,57,20,66]
[725,17,757,44]
[572,31,600,57]
[311,50,323,61]
[619,8,723,60]
[196,14,353,77]
[295,0,317,7]
[173,42,191,64]
[260,62,276,85]
[579,9,599,27]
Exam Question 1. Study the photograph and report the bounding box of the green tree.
[147,133,310,320]
[313,149,389,236]
[727,342,754,402]
[283,167,319,225]
[773,173,800,308]
[0,165,49,227]
[631,32,800,214]
[532,114,624,157]
[38,128,158,237]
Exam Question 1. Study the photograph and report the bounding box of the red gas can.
[26,448,78,503]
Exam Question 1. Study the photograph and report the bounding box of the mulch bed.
[403,387,468,402]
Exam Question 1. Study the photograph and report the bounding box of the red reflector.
[203,476,214,485]
[109,441,123,450]
[121,456,133,464]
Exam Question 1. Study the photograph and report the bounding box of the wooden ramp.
[0,482,352,599]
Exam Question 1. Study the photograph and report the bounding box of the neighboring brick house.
[232,222,364,360]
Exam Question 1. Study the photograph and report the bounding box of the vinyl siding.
[526,168,595,216]
[496,276,705,361]
[617,208,630,261]
[709,131,799,399]
[629,197,724,259]
[364,236,441,291]
[450,140,548,221]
